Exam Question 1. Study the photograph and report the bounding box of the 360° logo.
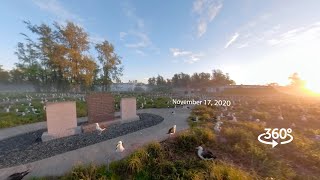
[258,128,293,148]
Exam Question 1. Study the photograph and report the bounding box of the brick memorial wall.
[86,93,115,123]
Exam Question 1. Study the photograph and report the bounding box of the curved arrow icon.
[258,133,278,148]
[281,134,293,145]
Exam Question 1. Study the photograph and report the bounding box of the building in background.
[109,83,149,92]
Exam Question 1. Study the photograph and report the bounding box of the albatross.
[192,116,199,122]
[7,170,30,180]
[95,123,106,135]
[196,146,217,160]
[116,141,125,152]
[167,125,176,137]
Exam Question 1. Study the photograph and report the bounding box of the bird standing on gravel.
[95,123,106,135]
[196,146,217,160]
[167,125,176,137]
[7,170,30,180]
[116,141,125,152]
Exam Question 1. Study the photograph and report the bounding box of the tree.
[156,75,166,86]
[267,82,279,87]
[148,77,156,86]
[211,69,235,85]
[55,22,97,92]
[171,73,191,87]
[9,68,26,84]
[15,21,99,92]
[15,41,43,91]
[0,65,10,83]
[288,72,305,88]
[191,72,211,87]
[95,40,123,91]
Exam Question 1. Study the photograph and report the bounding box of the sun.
[305,81,320,94]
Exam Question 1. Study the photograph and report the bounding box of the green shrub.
[207,161,256,180]
[61,163,107,180]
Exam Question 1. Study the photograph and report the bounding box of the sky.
[1,0,320,88]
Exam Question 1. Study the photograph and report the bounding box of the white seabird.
[301,115,307,121]
[167,125,176,136]
[231,113,237,122]
[116,141,125,152]
[196,146,217,160]
[214,122,222,133]
[278,115,284,121]
[95,123,106,135]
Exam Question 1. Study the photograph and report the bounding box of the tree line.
[147,69,236,89]
[0,21,123,92]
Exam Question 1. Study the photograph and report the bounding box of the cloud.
[120,32,127,41]
[192,0,223,37]
[223,13,275,49]
[124,31,151,48]
[121,3,159,55]
[170,48,204,63]
[267,22,320,47]
[32,0,83,24]
[170,48,192,57]
[224,32,239,48]
[197,20,207,38]
[135,50,147,56]
[89,34,107,44]
[237,42,249,49]
[123,2,145,30]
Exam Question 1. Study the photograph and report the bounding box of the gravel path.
[0,113,163,169]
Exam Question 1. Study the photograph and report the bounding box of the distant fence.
[0,83,35,92]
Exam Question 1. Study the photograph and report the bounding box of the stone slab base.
[41,126,82,142]
[120,115,140,123]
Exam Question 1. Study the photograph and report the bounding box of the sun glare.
[305,81,320,94]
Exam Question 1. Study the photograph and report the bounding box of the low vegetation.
[4,93,319,179]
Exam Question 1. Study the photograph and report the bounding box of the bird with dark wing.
[196,146,217,160]
[7,170,30,180]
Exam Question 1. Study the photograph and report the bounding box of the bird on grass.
[214,121,223,133]
[278,115,284,121]
[7,170,30,180]
[301,115,307,121]
[167,125,176,137]
[192,116,199,122]
[95,123,106,135]
[116,141,125,152]
[196,146,217,160]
